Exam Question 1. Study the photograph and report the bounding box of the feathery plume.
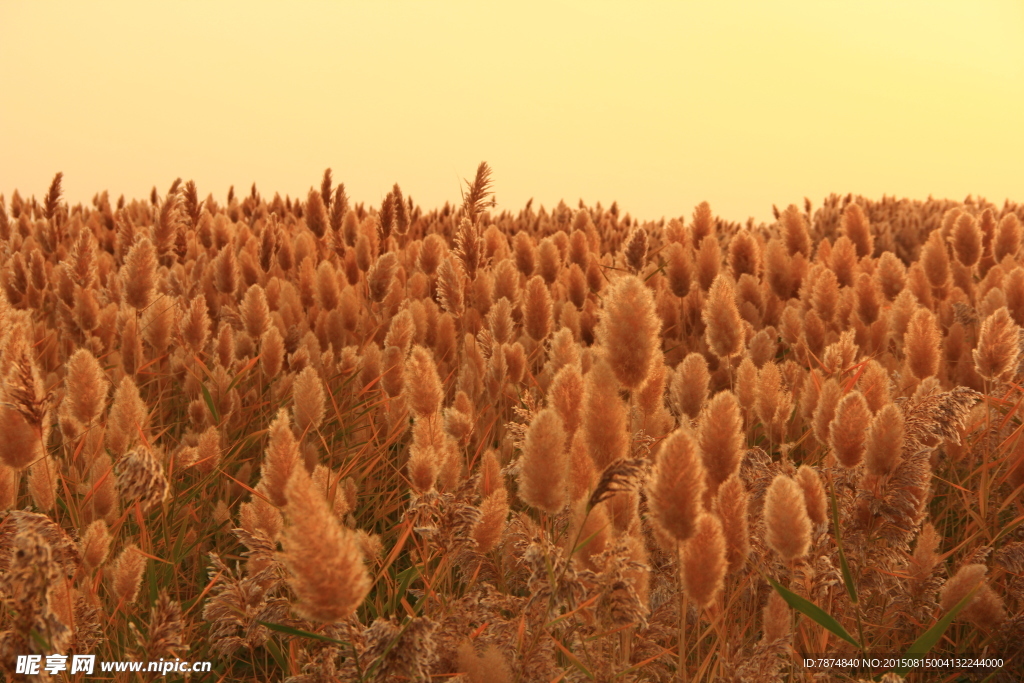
[905,308,941,380]
[829,390,871,468]
[596,275,661,390]
[107,544,147,604]
[716,474,750,574]
[122,238,157,309]
[702,275,743,360]
[583,359,629,472]
[864,404,904,477]
[647,428,705,543]
[840,202,873,258]
[794,465,827,526]
[281,467,370,622]
[764,474,812,563]
[672,352,710,419]
[665,242,692,298]
[260,409,302,507]
[517,408,568,514]
[973,307,1021,382]
[697,390,744,496]
[523,275,552,342]
[292,366,326,438]
[939,564,1007,632]
[405,346,443,418]
[951,212,982,268]
[681,513,726,609]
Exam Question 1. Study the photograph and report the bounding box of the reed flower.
[702,275,743,360]
[281,467,370,622]
[517,408,568,514]
[647,428,705,543]
[680,513,726,609]
[596,274,661,390]
[974,307,1021,381]
[764,474,812,563]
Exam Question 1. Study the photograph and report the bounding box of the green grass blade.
[767,576,860,649]
[892,584,982,676]
[201,384,220,424]
[263,635,291,674]
[828,479,858,604]
[258,621,349,646]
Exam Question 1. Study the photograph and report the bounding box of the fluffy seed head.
[764,474,812,563]
[107,544,147,604]
[840,202,873,258]
[0,404,42,469]
[905,308,941,380]
[261,409,302,507]
[80,519,112,571]
[473,488,509,554]
[716,474,750,574]
[951,212,982,267]
[647,428,705,543]
[829,390,871,468]
[180,294,210,354]
[583,360,629,472]
[973,307,1021,381]
[794,465,827,526]
[781,204,811,257]
[680,513,726,609]
[517,408,568,514]
[672,353,710,419]
[702,275,743,360]
[292,366,326,437]
[122,238,157,309]
[523,275,553,342]
[864,404,905,477]
[697,390,744,495]
[939,564,1007,632]
[596,275,661,390]
[405,346,443,418]
[665,242,692,298]
[994,213,1022,262]
[282,467,370,622]
[548,363,584,438]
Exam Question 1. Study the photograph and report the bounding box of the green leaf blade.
[767,576,861,649]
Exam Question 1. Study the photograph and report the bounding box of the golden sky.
[2,1,1022,225]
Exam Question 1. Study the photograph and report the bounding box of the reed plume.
[864,403,904,477]
[596,274,661,390]
[260,409,302,507]
[583,359,629,471]
[680,513,726,609]
[672,352,710,419]
[517,408,568,514]
[281,467,370,622]
[698,390,744,497]
[107,544,147,604]
[292,366,326,438]
[523,275,553,342]
[938,564,1007,631]
[764,474,812,563]
[829,390,871,468]
[905,308,941,380]
[973,306,1021,381]
[716,473,751,574]
[647,428,705,543]
[63,349,109,426]
[703,274,743,360]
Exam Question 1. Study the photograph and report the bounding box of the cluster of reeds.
[0,168,1023,682]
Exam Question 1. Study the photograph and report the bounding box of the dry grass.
[0,170,1023,682]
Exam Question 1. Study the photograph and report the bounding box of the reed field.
[2,165,1024,682]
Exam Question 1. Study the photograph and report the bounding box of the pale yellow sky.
[2,1,1022,225]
